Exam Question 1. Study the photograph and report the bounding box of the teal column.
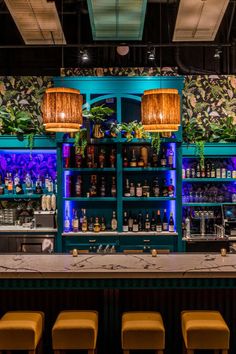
[116,96,123,234]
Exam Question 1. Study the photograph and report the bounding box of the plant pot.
[161,132,172,138]
[93,123,104,139]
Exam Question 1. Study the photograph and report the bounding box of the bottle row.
[183,161,236,179]
[64,175,175,198]
[182,185,236,203]
[124,178,175,198]
[64,208,175,233]
[63,144,175,169]
[0,172,57,195]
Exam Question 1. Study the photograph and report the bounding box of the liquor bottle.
[186,168,191,178]
[101,216,106,231]
[185,213,191,238]
[110,148,116,168]
[44,174,49,190]
[15,180,23,194]
[136,182,143,197]
[162,179,168,197]
[138,211,143,231]
[81,209,88,232]
[168,178,175,197]
[196,163,201,178]
[87,146,95,168]
[75,147,82,168]
[211,163,216,178]
[75,176,82,197]
[130,149,137,167]
[201,164,205,178]
[168,212,174,232]
[152,151,158,167]
[128,211,133,231]
[160,147,167,167]
[206,162,211,178]
[64,207,71,232]
[124,178,131,197]
[156,210,162,232]
[4,172,9,187]
[100,176,106,197]
[111,211,117,231]
[65,175,72,197]
[13,172,20,186]
[167,145,174,168]
[123,148,129,167]
[137,155,145,167]
[111,176,116,197]
[132,217,139,232]
[72,209,79,232]
[162,209,168,231]
[142,180,150,197]
[98,148,106,168]
[89,175,97,197]
[123,211,129,232]
[152,177,160,197]
[130,182,135,197]
[88,217,94,232]
[93,217,101,233]
[191,166,196,178]
[144,212,151,232]
[7,173,13,194]
[151,211,156,231]
[216,165,221,178]
[35,180,43,194]
[63,145,71,168]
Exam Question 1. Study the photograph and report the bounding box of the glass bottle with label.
[142,180,150,197]
[132,218,139,232]
[162,179,168,197]
[211,163,216,178]
[81,209,87,232]
[130,182,135,197]
[89,175,97,197]
[167,146,174,168]
[72,209,79,232]
[168,212,175,232]
[196,163,201,178]
[88,217,94,232]
[136,183,143,197]
[124,178,131,197]
[206,162,211,178]
[75,175,82,197]
[123,211,129,232]
[130,149,137,167]
[160,147,167,167]
[151,211,156,231]
[168,178,175,197]
[93,217,101,233]
[128,211,133,231]
[162,209,168,231]
[144,212,151,232]
[137,211,143,231]
[98,148,106,168]
[110,148,116,168]
[152,177,160,197]
[123,148,129,167]
[156,210,162,232]
[64,207,71,232]
[111,211,117,231]
[101,216,106,231]
[100,176,106,197]
[111,176,116,197]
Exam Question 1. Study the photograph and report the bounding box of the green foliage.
[82,104,114,123]
[118,121,150,141]
[195,141,205,168]
[150,132,161,155]
[74,128,88,157]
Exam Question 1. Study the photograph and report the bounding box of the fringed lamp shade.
[42,87,83,132]
[141,88,180,132]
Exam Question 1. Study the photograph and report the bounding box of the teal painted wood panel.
[182,143,236,156]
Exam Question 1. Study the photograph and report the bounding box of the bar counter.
[0,253,235,279]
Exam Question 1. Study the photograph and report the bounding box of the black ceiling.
[0,0,236,76]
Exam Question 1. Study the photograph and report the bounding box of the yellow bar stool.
[52,310,98,354]
[0,311,44,354]
[181,310,230,354]
[121,311,165,354]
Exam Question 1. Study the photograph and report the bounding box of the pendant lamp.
[141,88,180,132]
[42,87,83,132]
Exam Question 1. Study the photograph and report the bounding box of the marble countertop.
[0,253,236,279]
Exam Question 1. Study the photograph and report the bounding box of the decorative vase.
[93,124,104,138]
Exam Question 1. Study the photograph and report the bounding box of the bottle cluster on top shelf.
[124,178,175,198]
[123,209,175,233]
[123,145,174,168]
[0,172,57,195]
[183,159,236,179]
[63,144,116,169]
[65,174,117,198]
[64,208,118,233]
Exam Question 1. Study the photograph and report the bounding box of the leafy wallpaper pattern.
[0,72,236,143]
[0,76,52,128]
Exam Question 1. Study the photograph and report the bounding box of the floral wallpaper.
[0,71,236,143]
[0,76,52,129]
[182,75,236,142]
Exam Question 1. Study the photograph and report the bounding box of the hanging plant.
[150,132,161,155]
[195,140,205,168]
[74,128,88,158]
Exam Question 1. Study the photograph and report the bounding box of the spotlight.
[214,48,222,59]
[147,47,155,61]
[81,50,89,61]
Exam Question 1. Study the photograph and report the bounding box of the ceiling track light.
[80,49,89,61]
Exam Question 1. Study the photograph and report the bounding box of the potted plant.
[82,104,114,138]
[73,128,88,158]
[118,121,150,141]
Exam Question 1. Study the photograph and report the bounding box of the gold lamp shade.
[141,88,180,132]
[42,87,83,132]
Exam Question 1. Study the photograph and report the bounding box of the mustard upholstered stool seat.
[181,310,230,354]
[121,311,165,354]
[52,310,98,354]
[0,311,44,354]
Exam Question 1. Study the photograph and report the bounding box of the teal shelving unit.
[54,76,184,253]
